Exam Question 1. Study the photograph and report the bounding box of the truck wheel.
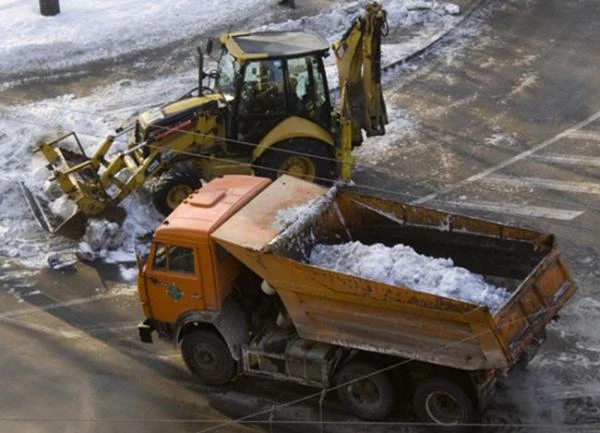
[413,377,478,428]
[149,167,202,215]
[181,330,236,386]
[334,360,395,420]
[254,139,336,184]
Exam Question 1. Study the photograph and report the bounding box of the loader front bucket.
[20,182,88,239]
[20,182,127,239]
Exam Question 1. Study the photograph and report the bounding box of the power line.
[1,102,599,237]
[0,417,596,429]
[0,302,588,430]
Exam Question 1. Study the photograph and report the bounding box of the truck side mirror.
[206,39,215,56]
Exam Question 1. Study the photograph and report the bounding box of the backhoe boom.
[332,2,388,146]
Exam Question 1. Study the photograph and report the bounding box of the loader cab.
[216,31,332,146]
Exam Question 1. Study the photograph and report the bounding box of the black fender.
[175,296,249,361]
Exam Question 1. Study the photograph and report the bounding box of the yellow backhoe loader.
[22,2,388,238]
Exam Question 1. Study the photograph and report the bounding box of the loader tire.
[181,330,236,386]
[150,167,202,216]
[334,360,395,420]
[413,377,478,430]
[254,139,336,184]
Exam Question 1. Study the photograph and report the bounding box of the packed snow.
[309,241,512,312]
[1,0,464,84]
[0,0,267,77]
[353,108,420,165]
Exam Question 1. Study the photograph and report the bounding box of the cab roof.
[220,31,329,61]
[153,175,271,245]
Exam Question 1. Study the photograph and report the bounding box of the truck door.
[145,242,204,323]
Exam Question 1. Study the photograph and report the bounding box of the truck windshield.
[216,50,238,96]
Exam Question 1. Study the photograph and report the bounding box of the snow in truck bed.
[309,241,512,312]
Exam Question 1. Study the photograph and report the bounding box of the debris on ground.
[77,219,126,261]
[47,251,78,270]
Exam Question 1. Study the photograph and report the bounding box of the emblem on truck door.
[167,284,183,301]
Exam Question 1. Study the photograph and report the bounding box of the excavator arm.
[332,2,388,147]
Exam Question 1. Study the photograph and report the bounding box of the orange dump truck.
[136,174,576,427]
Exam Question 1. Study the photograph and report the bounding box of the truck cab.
[136,174,576,428]
[137,175,271,341]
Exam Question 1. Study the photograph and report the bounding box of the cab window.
[286,55,330,128]
[238,59,286,114]
[152,244,196,275]
[216,51,238,96]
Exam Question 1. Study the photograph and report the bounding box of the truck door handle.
[149,277,169,287]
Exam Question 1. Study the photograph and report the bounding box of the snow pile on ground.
[77,191,163,265]
[1,0,463,85]
[79,220,125,259]
[0,0,266,76]
[263,0,462,42]
[353,108,420,165]
[0,75,191,269]
[309,241,511,312]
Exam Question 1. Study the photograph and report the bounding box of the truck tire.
[149,167,202,216]
[334,360,395,420]
[181,330,237,386]
[413,377,478,429]
[254,139,336,184]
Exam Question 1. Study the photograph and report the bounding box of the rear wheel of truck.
[149,167,202,215]
[413,377,478,429]
[181,330,236,386]
[253,139,336,184]
[333,360,395,420]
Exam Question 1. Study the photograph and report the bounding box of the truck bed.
[212,176,576,370]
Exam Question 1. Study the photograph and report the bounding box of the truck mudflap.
[174,296,249,361]
[476,374,498,412]
[493,248,576,366]
[138,318,155,344]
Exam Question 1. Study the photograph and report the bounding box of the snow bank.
[1,0,463,84]
[353,108,420,165]
[309,241,511,312]
[0,0,266,76]
[0,75,190,269]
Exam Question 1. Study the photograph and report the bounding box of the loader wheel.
[334,360,395,420]
[181,330,236,386]
[254,139,336,184]
[413,377,478,429]
[150,167,202,216]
